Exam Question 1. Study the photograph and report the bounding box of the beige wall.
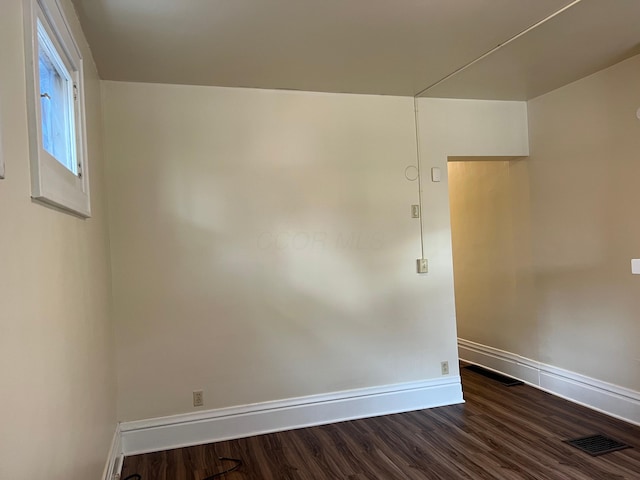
[449,54,640,393]
[527,54,640,390]
[103,82,529,422]
[0,0,117,478]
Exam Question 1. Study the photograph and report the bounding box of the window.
[24,0,90,217]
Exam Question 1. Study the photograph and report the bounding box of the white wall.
[104,82,456,421]
[103,82,528,423]
[0,0,117,478]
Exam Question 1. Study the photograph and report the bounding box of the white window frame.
[23,0,91,217]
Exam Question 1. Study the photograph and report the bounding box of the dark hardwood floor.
[122,366,640,479]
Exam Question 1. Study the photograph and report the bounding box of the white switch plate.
[632,259,640,275]
[416,258,428,274]
[431,167,441,182]
[411,205,420,218]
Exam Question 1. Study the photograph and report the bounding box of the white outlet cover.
[0,103,4,179]
[632,259,640,275]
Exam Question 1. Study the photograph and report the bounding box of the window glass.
[37,21,76,174]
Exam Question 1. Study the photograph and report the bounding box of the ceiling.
[70,0,640,99]
[420,0,640,99]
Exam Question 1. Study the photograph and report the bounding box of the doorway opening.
[447,156,538,376]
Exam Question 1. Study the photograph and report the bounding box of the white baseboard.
[458,338,640,426]
[102,424,123,480]
[120,377,464,455]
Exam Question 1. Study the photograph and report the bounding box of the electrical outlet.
[441,361,449,375]
[416,258,428,274]
[193,390,204,407]
[411,205,420,218]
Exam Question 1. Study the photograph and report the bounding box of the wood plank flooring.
[122,366,640,479]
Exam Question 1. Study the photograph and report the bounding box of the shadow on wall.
[122,160,426,404]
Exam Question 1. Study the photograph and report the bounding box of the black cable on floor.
[122,457,243,479]
[203,457,243,479]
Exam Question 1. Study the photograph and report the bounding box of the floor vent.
[464,365,524,386]
[564,434,632,456]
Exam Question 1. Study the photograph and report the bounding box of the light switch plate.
[416,258,428,274]
[431,167,441,182]
[632,259,640,275]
